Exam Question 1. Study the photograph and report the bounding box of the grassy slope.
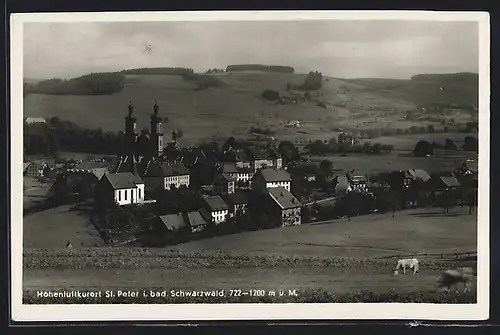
[23,72,478,146]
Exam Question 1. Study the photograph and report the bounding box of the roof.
[23,163,30,171]
[222,163,239,174]
[255,168,292,182]
[162,162,190,177]
[268,187,301,209]
[214,173,235,183]
[224,191,249,205]
[350,175,367,184]
[407,169,431,182]
[25,117,46,124]
[204,195,229,211]
[440,176,461,188]
[184,211,208,228]
[158,214,187,231]
[103,172,144,190]
[246,147,269,160]
[268,148,282,158]
[74,161,108,170]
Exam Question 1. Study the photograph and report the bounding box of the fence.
[375,251,477,260]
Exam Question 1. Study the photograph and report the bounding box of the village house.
[200,195,230,225]
[222,148,251,169]
[24,160,52,178]
[405,169,431,184]
[184,210,208,233]
[213,173,235,196]
[62,161,110,197]
[251,168,292,193]
[249,187,302,228]
[244,147,274,172]
[461,159,478,176]
[95,172,145,207]
[436,176,461,191]
[142,161,190,192]
[347,175,369,193]
[223,191,249,218]
[221,163,254,184]
[151,213,191,244]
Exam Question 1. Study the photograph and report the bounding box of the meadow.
[23,72,477,146]
[23,208,478,302]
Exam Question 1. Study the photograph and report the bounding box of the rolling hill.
[23,70,479,146]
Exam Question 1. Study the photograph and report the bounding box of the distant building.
[96,172,145,206]
[142,161,190,192]
[348,175,368,193]
[221,163,254,184]
[249,187,302,228]
[184,211,208,233]
[67,161,109,180]
[25,160,52,178]
[405,169,431,183]
[461,160,478,176]
[24,117,46,125]
[251,168,292,193]
[285,120,300,128]
[213,173,235,196]
[201,195,230,224]
[437,176,461,191]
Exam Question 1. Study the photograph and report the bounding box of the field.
[23,177,52,210]
[23,72,478,146]
[23,208,478,302]
[23,205,103,248]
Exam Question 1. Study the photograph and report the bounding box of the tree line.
[413,136,478,157]
[226,64,295,73]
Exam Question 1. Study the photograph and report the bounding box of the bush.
[261,89,280,101]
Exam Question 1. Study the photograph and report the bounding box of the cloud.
[23,20,479,79]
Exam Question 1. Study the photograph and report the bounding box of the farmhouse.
[243,147,283,172]
[348,175,369,193]
[95,172,145,207]
[201,195,230,225]
[251,168,292,193]
[24,160,52,178]
[184,210,208,233]
[406,169,431,183]
[249,187,302,228]
[221,163,254,183]
[437,176,461,191]
[142,161,190,192]
[461,160,478,176]
[213,173,235,196]
[223,191,249,218]
[222,148,251,168]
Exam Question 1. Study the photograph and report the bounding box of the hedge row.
[24,248,476,270]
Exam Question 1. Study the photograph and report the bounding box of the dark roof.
[245,147,269,160]
[115,155,139,175]
[104,172,144,189]
[204,195,229,211]
[158,214,187,231]
[162,162,190,177]
[440,176,461,188]
[214,173,235,183]
[463,160,478,172]
[73,161,107,170]
[255,168,292,182]
[184,211,207,227]
[268,187,301,209]
[224,191,249,205]
[222,163,238,174]
[268,148,282,158]
[407,169,431,182]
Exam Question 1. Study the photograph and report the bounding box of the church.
[114,101,180,176]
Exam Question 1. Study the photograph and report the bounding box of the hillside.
[23,70,479,146]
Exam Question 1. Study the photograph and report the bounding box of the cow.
[394,258,419,275]
[438,267,477,293]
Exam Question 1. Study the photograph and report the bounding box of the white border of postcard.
[11,10,490,322]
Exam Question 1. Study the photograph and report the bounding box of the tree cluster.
[226,64,295,73]
[26,73,126,95]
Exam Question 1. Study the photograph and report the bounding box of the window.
[118,190,121,201]
[125,190,127,200]
[138,188,141,199]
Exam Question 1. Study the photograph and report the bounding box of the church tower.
[125,101,138,153]
[150,101,164,157]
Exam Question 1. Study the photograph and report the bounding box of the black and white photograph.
[11,11,490,322]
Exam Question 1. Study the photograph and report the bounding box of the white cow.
[394,258,419,275]
[438,267,476,293]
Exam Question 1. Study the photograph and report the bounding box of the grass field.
[23,72,477,146]
[305,150,477,176]
[23,208,478,302]
[23,177,52,210]
[23,205,102,248]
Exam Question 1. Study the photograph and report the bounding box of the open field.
[23,177,52,210]
[305,151,478,176]
[22,208,477,302]
[23,205,102,248]
[360,132,478,151]
[24,72,478,146]
[174,208,477,258]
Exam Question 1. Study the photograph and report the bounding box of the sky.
[23,20,479,80]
